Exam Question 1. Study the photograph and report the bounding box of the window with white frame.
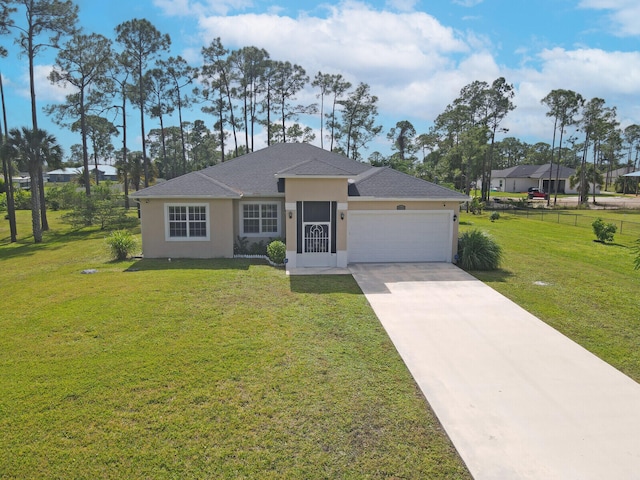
[166,204,209,241]
[241,202,280,236]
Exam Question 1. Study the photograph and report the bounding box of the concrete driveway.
[350,263,640,480]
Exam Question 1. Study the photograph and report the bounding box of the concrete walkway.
[350,263,640,480]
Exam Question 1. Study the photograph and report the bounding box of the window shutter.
[296,201,302,254]
[331,201,337,254]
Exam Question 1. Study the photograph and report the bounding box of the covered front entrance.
[296,201,337,267]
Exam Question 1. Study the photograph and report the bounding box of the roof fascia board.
[237,193,285,198]
[131,193,287,200]
[130,194,241,200]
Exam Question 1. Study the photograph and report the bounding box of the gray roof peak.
[194,171,242,195]
[352,166,384,182]
[276,157,356,176]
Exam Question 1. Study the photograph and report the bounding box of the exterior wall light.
[288,211,293,219]
[453,214,458,222]
[340,212,345,220]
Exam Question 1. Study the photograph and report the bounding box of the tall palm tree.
[7,127,62,243]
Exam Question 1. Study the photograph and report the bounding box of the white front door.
[303,222,331,266]
[298,201,334,267]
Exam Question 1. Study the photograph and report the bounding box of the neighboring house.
[92,164,119,182]
[607,165,636,186]
[13,173,32,190]
[623,171,640,192]
[131,143,469,270]
[47,164,119,183]
[47,167,78,183]
[489,164,600,194]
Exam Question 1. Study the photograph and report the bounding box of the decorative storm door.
[298,201,334,266]
[305,223,329,254]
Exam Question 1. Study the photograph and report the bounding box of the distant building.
[46,167,79,183]
[488,164,600,195]
[606,165,636,186]
[47,164,119,183]
[13,174,32,189]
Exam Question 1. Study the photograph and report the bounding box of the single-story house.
[609,166,638,185]
[623,171,640,194]
[13,173,32,189]
[489,164,600,195]
[47,164,119,183]
[131,143,469,270]
[47,167,78,183]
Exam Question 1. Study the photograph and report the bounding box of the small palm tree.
[7,127,62,243]
[569,163,604,204]
[457,229,503,271]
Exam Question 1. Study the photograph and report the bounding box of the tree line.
[0,0,382,243]
[373,83,640,205]
[1,1,639,245]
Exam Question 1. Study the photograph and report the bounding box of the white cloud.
[153,0,194,16]
[162,1,640,152]
[503,47,640,140]
[193,2,492,142]
[18,65,73,103]
[197,4,470,79]
[452,0,484,7]
[579,0,640,36]
[153,0,253,17]
[537,48,640,95]
[385,0,418,12]
[180,47,202,65]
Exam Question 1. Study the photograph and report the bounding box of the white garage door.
[348,210,452,263]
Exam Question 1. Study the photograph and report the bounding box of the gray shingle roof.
[131,170,242,198]
[276,158,360,176]
[492,164,575,179]
[349,167,469,200]
[132,143,467,201]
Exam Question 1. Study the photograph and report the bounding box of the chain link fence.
[501,209,640,237]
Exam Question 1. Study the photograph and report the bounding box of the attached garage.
[348,210,454,263]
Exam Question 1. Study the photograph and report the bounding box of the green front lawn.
[0,211,470,479]
[461,210,640,381]
[4,206,638,478]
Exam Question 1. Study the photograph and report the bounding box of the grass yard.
[460,210,640,382]
[0,211,470,479]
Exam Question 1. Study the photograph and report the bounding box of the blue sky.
[2,0,640,161]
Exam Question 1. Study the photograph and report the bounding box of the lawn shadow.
[593,240,630,249]
[466,268,515,283]
[0,227,86,260]
[289,274,362,295]
[124,257,254,272]
[492,214,518,221]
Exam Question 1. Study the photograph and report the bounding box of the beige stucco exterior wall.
[138,198,234,258]
[284,178,349,255]
[284,178,349,203]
